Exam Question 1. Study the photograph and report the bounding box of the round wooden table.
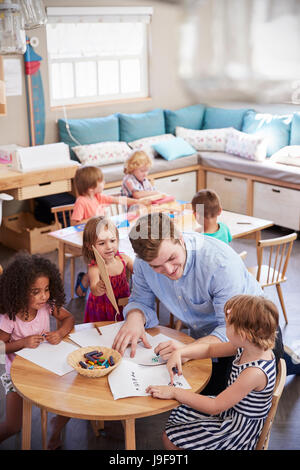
[11,322,212,450]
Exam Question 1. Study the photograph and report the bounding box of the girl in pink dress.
[47,217,133,449]
[0,253,74,444]
[82,216,133,322]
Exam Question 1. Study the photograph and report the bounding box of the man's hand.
[112,310,151,357]
[154,339,184,361]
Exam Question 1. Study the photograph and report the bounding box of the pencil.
[237,222,252,224]
[95,325,102,336]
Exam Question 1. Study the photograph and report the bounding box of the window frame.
[46,6,152,108]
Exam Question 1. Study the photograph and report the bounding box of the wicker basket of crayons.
[67,346,121,378]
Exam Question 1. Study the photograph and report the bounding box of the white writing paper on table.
[69,327,172,366]
[123,333,172,365]
[15,340,78,376]
[108,359,191,400]
[69,322,127,348]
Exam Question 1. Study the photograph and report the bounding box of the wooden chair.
[248,233,297,324]
[51,204,82,299]
[255,358,286,450]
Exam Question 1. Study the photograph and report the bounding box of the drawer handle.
[41,229,52,234]
[224,177,232,182]
[170,178,179,183]
[39,181,51,187]
[272,188,280,193]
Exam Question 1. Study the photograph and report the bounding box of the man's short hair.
[129,212,181,262]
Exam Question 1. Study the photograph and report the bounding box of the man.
[112,212,280,392]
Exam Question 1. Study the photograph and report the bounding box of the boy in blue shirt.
[191,189,232,244]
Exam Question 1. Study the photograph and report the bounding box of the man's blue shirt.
[123,232,263,342]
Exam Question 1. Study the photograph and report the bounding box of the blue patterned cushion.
[203,107,250,130]
[119,109,165,142]
[290,112,300,145]
[58,115,119,161]
[242,111,292,157]
[164,104,205,135]
[152,137,196,161]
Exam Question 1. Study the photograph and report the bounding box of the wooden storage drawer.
[154,171,197,201]
[9,179,72,201]
[0,212,59,254]
[206,171,248,214]
[253,182,300,230]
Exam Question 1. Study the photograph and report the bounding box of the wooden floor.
[0,225,299,450]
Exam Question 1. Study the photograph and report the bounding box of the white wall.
[0,0,194,148]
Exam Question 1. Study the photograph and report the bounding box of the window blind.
[47,6,153,24]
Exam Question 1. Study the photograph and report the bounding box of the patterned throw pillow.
[128,134,175,159]
[225,128,267,162]
[72,142,131,166]
[176,127,231,151]
[269,145,300,167]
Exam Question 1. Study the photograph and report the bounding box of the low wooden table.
[48,207,273,280]
[11,322,212,450]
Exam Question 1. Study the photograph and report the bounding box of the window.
[179,0,300,103]
[46,7,152,107]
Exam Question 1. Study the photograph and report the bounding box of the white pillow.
[225,128,267,162]
[269,145,300,167]
[176,127,231,152]
[128,134,175,159]
[72,141,131,166]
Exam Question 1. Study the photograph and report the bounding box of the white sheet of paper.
[69,322,154,351]
[123,333,172,365]
[3,58,22,96]
[108,359,191,400]
[15,340,78,376]
[68,328,107,348]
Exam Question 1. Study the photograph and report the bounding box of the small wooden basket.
[67,346,121,378]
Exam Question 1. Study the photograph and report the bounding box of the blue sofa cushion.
[290,112,300,145]
[164,104,206,135]
[202,107,250,131]
[58,115,119,161]
[242,111,292,157]
[152,137,196,161]
[119,109,165,142]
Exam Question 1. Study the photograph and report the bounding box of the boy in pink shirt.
[71,166,143,224]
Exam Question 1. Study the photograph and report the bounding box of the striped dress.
[165,348,276,450]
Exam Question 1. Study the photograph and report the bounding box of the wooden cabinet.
[154,171,197,201]
[253,182,300,231]
[206,171,248,214]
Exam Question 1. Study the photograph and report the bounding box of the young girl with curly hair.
[0,252,74,444]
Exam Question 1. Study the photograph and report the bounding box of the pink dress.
[0,304,51,374]
[84,252,130,323]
